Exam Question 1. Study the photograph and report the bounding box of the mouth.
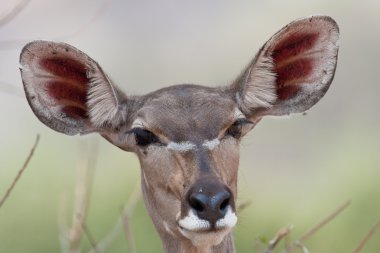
[177,206,237,247]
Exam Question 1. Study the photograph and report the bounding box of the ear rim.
[20,41,87,135]
[265,15,340,116]
[19,40,128,136]
[230,15,340,119]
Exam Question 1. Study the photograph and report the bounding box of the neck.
[159,232,236,253]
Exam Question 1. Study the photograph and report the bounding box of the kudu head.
[20,16,339,252]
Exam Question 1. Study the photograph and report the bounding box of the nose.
[187,183,232,225]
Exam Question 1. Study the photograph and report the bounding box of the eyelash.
[226,119,252,139]
[127,128,160,147]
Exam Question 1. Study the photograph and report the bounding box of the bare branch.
[237,200,251,212]
[88,182,141,253]
[294,241,310,253]
[352,221,380,253]
[120,182,141,252]
[286,200,351,252]
[0,134,40,209]
[59,193,70,253]
[69,139,99,253]
[0,0,114,51]
[120,206,137,253]
[264,225,293,253]
[83,223,100,253]
[298,200,351,243]
[0,0,30,28]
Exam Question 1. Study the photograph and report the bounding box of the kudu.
[20,16,339,253]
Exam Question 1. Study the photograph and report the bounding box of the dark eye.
[226,119,251,139]
[129,128,159,146]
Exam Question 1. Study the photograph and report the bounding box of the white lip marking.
[167,141,197,152]
[215,206,238,229]
[202,139,220,150]
[178,206,237,247]
[178,210,210,231]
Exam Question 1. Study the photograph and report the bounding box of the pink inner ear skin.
[40,57,89,84]
[276,59,313,86]
[271,32,320,100]
[272,33,319,63]
[39,57,90,120]
[47,81,87,104]
[62,106,88,119]
[277,85,301,100]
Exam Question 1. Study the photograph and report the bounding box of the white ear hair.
[236,51,277,111]
[87,61,126,128]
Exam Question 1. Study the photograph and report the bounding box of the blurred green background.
[0,0,379,252]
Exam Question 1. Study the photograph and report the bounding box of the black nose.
[188,186,232,224]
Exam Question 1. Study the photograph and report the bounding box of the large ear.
[20,40,129,135]
[231,16,339,118]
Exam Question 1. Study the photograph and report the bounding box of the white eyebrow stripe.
[234,108,246,119]
[167,141,197,152]
[202,139,220,150]
[131,118,145,128]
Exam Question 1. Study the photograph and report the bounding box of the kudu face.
[20,16,339,250]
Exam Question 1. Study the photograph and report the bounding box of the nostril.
[214,191,231,214]
[219,197,230,211]
[189,193,208,212]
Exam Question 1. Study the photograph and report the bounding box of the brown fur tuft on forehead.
[139,85,237,142]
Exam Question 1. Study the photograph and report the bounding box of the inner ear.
[20,41,127,135]
[266,16,339,115]
[232,16,339,117]
[39,56,89,119]
[272,33,320,100]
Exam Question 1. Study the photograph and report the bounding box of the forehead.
[137,85,236,142]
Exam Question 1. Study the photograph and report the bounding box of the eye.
[226,119,251,139]
[129,128,160,147]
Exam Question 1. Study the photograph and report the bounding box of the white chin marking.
[178,207,238,247]
[202,139,220,150]
[179,227,230,247]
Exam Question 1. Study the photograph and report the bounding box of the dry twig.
[237,200,252,212]
[59,194,70,253]
[120,181,141,253]
[56,139,98,253]
[264,225,293,253]
[286,200,351,252]
[352,221,380,253]
[83,223,100,253]
[0,134,39,209]
[88,182,141,253]
[0,0,30,28]
[0,0,114,51]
